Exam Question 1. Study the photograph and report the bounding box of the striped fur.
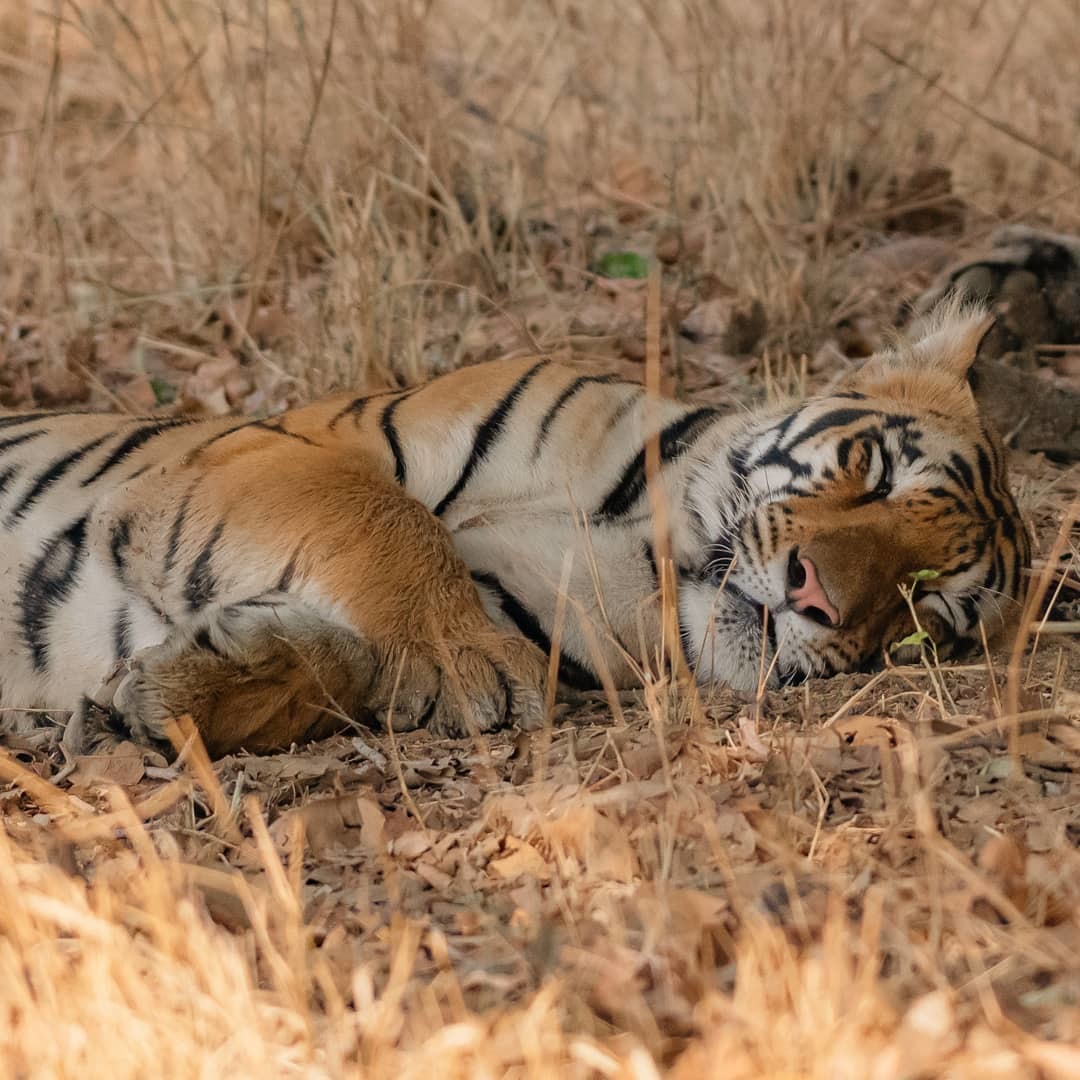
[0,306,1028,755]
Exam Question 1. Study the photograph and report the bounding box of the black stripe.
[380,395,411,486]
[0,412,85,430]
[1011,542,1023,599]
[186,420,256,460]
[81,420,190,486]
[435,361,548,517]
[604,386,644,432]
[946,451,977,495]
[164,487,196,575]
[750,407,805,471]
[185,519,226,610]
[783,408,877,453]
[6,434,112,526]
[960,594,980,626]
[328,389,397,430]
[753,443,813,478]
[18,516,89,670]
[882,413,916,430]
[749,513,764,557]
[728,442,750,485]
[112,606,132,661]
[193,627,227,658]
[0,464,20,498]
[0,429,46,456]
[277,548,300,590]
[109,515,133,581]
[990,546,1006,598]
[594,407,720,522]
[643,541,659,590]
[251,420,320,446]
[532,373,618,458]
[836,436,856,471]
[926,485,972,518]
[472,571,599,691]
[973,444,1016,540]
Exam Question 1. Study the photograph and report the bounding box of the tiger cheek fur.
[761,496,999,669]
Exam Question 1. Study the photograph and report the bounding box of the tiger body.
[0,362,693,717]
[0,305,1028,756]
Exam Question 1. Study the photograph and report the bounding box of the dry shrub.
[5,0,1080,406]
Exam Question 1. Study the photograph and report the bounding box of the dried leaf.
[738,715,770,763]
[270,794,384,856]
[69,742,145,788]
[392,830,433,860]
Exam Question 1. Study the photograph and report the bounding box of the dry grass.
[1,0,1080,1076]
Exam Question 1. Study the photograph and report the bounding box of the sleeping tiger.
[0,294,1030,758]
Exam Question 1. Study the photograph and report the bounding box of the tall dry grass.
[2,1,1079,1077]
[4,0,1079,399]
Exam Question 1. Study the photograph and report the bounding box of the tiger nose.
[786,550,841,627]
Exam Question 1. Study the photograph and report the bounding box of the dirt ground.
[1,2,1079,1077]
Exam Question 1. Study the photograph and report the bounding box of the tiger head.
[680,304,1030,691]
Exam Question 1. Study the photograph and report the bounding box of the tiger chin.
[0,302,1027,758]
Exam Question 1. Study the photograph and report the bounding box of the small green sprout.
[595,251,649,279]
[890,629,930,653]
[909,568,940,582]
[149,376,177,406]
[891,569,941,666]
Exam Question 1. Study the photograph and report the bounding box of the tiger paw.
[110,599,379,757]
[373,631,547,738]
[915,225,1080,358]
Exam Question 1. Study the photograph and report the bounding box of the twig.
[383,653,426,829]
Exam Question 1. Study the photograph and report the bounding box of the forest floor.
[0,2,1078,1076]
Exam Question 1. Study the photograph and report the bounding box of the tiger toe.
[417,634,546,739]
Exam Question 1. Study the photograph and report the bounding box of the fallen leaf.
[270,794,384,856]
[69,742,145,787]
[738,715,770,763]
[392,830,434,860]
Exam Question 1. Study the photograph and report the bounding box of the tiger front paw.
[373,630,547,738]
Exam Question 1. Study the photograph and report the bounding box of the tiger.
[0,299,1030,759]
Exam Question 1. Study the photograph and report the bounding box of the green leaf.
[595,251,649,279]
[909,568,940,582]
[149,376,176,406]
[890,629,929,653]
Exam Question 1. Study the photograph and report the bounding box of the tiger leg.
[103,439,547,754]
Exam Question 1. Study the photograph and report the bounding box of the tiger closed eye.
[872,448,893,496]
[856,438,892,496]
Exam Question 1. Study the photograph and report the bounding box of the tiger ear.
[900,302,995,379]
[850,301,993,399]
